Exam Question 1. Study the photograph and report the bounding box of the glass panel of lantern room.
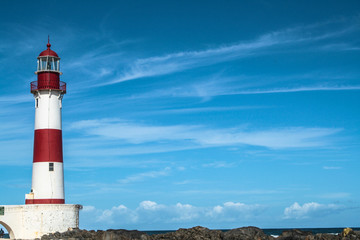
[56,59,60,71]
[37,59,40,71]
[51,58,55,70]
[39,58,42,71]
[47,57,52,70]
[41,58,47,70]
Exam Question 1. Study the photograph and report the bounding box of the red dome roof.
[39,42,59,57]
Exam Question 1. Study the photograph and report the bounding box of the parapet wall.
[0,204,81,239]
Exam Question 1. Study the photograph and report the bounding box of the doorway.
[0,222,13,239]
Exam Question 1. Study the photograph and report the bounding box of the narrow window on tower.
[49,163,54,171]
[35,98,39,108]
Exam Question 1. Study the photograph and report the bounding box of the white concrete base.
[0,204,82,239]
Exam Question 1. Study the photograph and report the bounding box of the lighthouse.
[25,39,66,204]
[0,40,81,239]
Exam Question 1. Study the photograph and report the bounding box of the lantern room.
[36,41,61,73]
[36,55,60,72]
[31,40,66,94]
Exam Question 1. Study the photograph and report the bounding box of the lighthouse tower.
[25,39,66,204]
[0,40,81,240]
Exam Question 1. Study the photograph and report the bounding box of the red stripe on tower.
[33,129,63,163]
[25,199,65,204]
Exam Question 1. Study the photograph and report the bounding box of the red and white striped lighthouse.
[25,39,66,204]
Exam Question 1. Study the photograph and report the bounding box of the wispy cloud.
[118,167,171,184]
[130,81,360,100]
[146,106,266,115]
[0,94,31,103]
[0,120,30,136]
[65,141,203,162]
[70,118,341,149]
[232,85,360,95]
[102,39,275,85]
[99,18,360,86]
[323,166,342,170]
[318,192,350,199]
[125,70,360,100]
[319,43,360,51]
[0,139,32,166]
[202,161,236,168]
[178,189,279,195]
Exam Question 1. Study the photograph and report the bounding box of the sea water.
[1,233,9,238]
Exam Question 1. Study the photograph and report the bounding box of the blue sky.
[0,0,360,230]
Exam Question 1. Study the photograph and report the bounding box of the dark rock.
[41,235,50,240]
[40,226,360,240]
[101,229,150,240]
[277,229,313,240]
[41,228,150,240]
[151,226,223,240]
[224,226,274,240]
[307,233,339,240]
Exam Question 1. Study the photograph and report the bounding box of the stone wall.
[0,204,81,239]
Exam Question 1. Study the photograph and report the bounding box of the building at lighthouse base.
[0,204,82,239]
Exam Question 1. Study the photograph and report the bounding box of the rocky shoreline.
[40,226,360,240]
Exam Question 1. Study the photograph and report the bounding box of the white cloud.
[82,205,96,212]
[83,201,263,229]
[283,202,344,219]
[97,209,114,222]
[139,201,163,211]
[171,203,200,222]
[97,204,136,223]
[207,202,264,220]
